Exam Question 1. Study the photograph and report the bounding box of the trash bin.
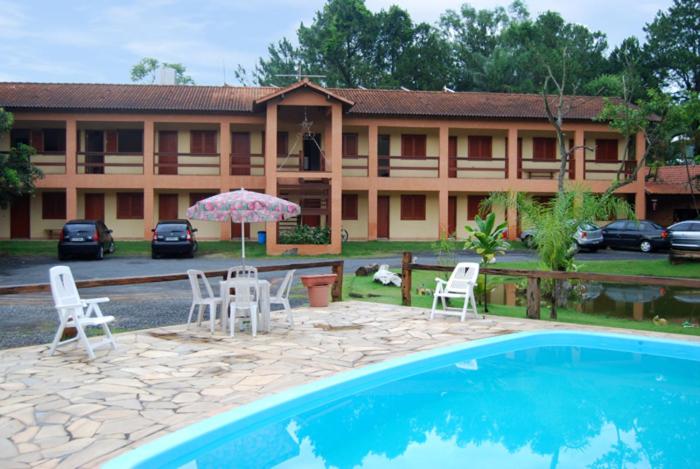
[257,230,266,245]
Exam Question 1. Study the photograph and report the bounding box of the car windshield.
[65,224,95,233]
[156,224,187,233]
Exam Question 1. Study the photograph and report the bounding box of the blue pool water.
[105,332,700,469]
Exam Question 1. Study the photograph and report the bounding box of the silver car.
[668,220,700,250]
[520,223,605,252]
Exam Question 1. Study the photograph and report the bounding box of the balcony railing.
[341,154,368,176]
[0,150,67,174]
[276,151,329,173]
[448,156,508,179]
[154,152,220,175]
[377,155,439,178]
[584,159,635,180]
[77,151,143,174]
[518,157,575,180]
[230,153,265,176]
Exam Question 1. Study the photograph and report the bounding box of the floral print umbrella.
[186,189,300,259]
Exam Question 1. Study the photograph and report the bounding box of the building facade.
[0,79,646,254]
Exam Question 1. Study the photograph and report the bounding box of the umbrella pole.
[241,220,245,262]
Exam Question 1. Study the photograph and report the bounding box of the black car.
[601,220,669,253]
[151,220,198,259]
[58,220,115,260]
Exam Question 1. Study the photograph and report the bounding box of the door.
[231,132,251,175]
[620,221,641,247]
[84,193,105,221]
[301,198,321,227]
[231,222,251,239]
[85,130,104,174]
[448,196,457,237]
[378,134,390,177]
[303,134,322,171]
[10,195,30,239]
[448,136,458,178]
[158,131,178,175]
[377,196,390,239]
[602,221,624,248]
[158,194,179,220]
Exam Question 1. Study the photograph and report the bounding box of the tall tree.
[0,108,43,209]
[130,57,195,85]
[644,0,700,94]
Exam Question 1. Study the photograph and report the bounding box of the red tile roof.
[645,166,700,194]
[0,81,619,121]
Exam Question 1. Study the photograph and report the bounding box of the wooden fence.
[400,252,700,319]
[0,260,344,302]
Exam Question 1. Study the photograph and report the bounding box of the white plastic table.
[219,279,271,334]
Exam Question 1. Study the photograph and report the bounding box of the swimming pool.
[104,331,700,468]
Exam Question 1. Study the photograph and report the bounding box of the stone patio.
[0,300,697,468]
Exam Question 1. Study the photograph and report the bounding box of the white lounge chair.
[49,266,117,359]
[226,265,258,281]
[431,262,480,321]
[228,278,259,337]
[373,264,402,287]
[270,269,296,326]
[186,269,222,333]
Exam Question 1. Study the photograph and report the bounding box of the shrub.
[279,224,331,244]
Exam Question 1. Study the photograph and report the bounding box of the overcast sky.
[0,0,671,85]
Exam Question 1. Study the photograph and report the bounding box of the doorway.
[378,134,390,177]
[158,194,179,220]
[303,133,322,171]
[158,131,178,175]
[448,196,457,237]
[377,196,390,239]
[85,130,104,174]
[85,193,105,221]
[10,195,30,239]
[231,132,251,176]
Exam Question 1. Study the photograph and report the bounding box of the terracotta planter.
[300,274,337,307]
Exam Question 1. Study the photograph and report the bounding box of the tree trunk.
[550,279,558,319]
[526,277,541,319]
[483,272,489,313]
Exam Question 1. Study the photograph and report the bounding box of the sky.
[0,0,672,86]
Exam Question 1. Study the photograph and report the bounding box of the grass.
[492,258,700,278]
[343,271,700,337]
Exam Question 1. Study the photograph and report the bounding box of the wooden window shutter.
[342,133,358,157]
[468,136,492,159]
[342,194,358,220]
[448,136,457,157]
[42,192,66,219]
[596,139,618,161]
[277,132,288,156]
[467,195,486,221]
[401,194,426,220]
[190,131,202,154]
[30,130,43,152]
[105,131,118,153]
[117,193,143,219]
[415,135,426,157]
[204,131,216,154]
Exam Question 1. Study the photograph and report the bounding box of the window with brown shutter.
[189,192,217,207]
[42,129,66,152]
[401,134,426,158]
[105,131,118,153]
[467,195,487,221]
[116,192,144,219]
[342,133,358,157]
[532,137,556,160]
[400,194,426,220]
[117,130,143,153]
[342,194,358,220]
[42,192,66,219]
[468,136,492,159]
[191,130,217,154]
[596,139,618,161]
[30,130,43,152]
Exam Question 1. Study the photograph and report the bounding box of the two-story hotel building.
[0,79,645,255]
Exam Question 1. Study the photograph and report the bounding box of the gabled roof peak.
[254,79,354,108]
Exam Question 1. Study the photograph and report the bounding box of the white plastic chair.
[49,266,117,359]
[431,262,480,321]
[270,270,296,326]
[226,265,258,281]
[186,269,222,333]
[228,279,259,337]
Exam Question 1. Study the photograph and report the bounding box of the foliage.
[130,57,195,85]
[464,213,510,265]
[0,108,43,209]
[279,224,331,245]
[431,230,458,267]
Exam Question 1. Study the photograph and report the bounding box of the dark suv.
[58,220,115,260]
[151,220,198,259]
[601,220,669,253]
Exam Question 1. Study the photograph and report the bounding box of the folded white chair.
[228,278,259,337]
[49,266,117,359]
[186,269,222,333]
[270,269,296,326]
[373,264,402,287]
[431,262,480,321]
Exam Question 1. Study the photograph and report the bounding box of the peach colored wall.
[343,191,368,240]
[77,190,143,239]
[385,192,439,240]
[30,191,66,238]
[0,205,9,238]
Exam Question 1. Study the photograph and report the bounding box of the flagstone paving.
[0,301,697,468]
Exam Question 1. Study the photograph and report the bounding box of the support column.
[574,127,585,181]
[330,103,343,253]
[66,186,77,221]
[219,121,232,240]
[143,189,154,239]
[368,124,378,240]
[635,131,647,219]
[507,127,518,183]
[264,103,278,251]
[65,118,77,176]
[439,189,449,237]
[507,205,518,241]
[142,119,155,238]
[438,125,450,238]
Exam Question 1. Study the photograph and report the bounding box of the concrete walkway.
[0,301,696,468]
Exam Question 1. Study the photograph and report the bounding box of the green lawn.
[492,259,700,278]
[344,270,700,337]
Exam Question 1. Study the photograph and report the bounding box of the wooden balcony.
[154,152,220,175]
[341,154,368,177]
[1,150,66,174]
[518,157,574,180]
[230,153,265,176]
[76,151,143,175]
[448,156,508,179]
[377,155,439,178]
[585,159,635,180]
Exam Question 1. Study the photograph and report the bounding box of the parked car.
[519,223,605,252]
[601,220,669,252]
[151,220,198,259]
[668,220,700,250]
[58,220,115,260]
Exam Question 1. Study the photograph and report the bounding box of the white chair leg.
[251,305,258,337]
[49,321,66,356]
[229,304,236,337]
[101,322,117,350]
[460,296,468,322]
[470,293,479,318]
[284,299,293,326]
[186,303,196,328]
[76,326,95,360]
[196,304,205,327]
[430,294,439,320]
[209,304,217,334]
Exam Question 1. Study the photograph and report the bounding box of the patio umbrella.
[186,189,301,260]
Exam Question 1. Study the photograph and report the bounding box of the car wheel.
[58,252,67,261]
[151,252,160,260]
[96,246,104,260]
[640,240,653,253]
[108,241,115,254]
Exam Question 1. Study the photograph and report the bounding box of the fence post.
[401,251,412,306]
[526,276,541,319]
[331,261,344,302]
